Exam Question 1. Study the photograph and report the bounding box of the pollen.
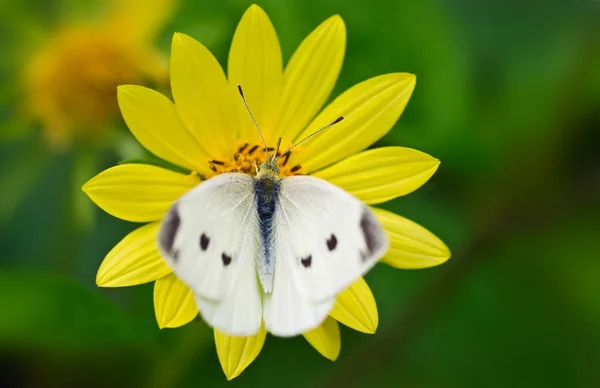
[206,142,303,178]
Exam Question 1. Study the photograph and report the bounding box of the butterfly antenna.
[273,138,282,162]
[276,116,345,161]
[237,84,269,158]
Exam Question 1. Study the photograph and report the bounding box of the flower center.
[25,27,158,146]
[207,142,303,178]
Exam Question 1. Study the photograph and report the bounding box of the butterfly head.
[256,137,281,179]
[256,161,280,179]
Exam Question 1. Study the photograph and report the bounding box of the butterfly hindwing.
[157,173,262,336]
[263,259,335,337]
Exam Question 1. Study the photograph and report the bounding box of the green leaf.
[0,271,159,350]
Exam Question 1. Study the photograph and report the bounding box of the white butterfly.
[156,86,389,337]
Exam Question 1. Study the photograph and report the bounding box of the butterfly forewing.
[276,175,388,303]
[157,172,262,336]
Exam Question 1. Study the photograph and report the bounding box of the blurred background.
[1,0,599,386]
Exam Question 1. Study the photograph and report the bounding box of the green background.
[1,0,599,386]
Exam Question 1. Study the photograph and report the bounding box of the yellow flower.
[83,4,450,380]
[23,0,176,148]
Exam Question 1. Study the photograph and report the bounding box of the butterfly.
[156,85,389,337]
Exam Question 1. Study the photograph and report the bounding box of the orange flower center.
[206,142,303,178]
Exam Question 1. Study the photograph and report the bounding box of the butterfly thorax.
[256,160,280,180]
[254,161,281,293]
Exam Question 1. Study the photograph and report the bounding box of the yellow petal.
[276,15,346,143]
[154,274,198,328]
[373,207,451,269]
[170,33,237,161]
[302,317,341,361]
[96,222,171,287]
[314,147,439,205]
[117,85,212,175]
[229,4,282,142]
[214,325,267,381]
[330,278,378,334]
[108,0,177,42]
[83,164,199,222]
[293,73,416,173]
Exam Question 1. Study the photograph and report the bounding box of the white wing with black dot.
[157,172,262,336]
[263,175,389,336]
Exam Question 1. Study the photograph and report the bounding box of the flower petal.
[313,147,439,204]
[154,274,198,328]
[83,164,199,222]
[117,85,212,175]
[329,278,378,334]
[302,317,341,361]
[293,73,416,173]
[214,325,267,381]
[171,33,237,161]
[229,4,282,142]
[276,15,346,143]
[373,207,451,269]
[96,222,171,287]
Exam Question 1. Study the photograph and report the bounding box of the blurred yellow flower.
[23,0,175,148]
[83,4,450,380]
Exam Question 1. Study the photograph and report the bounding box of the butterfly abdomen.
[254,175,280,293]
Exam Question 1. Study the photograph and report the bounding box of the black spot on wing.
[159,205,180,254]
[300,255,312,268]
[326,234,338,251]
[221,252,232,266]
[200,233,210,251]
[359,208,384,258]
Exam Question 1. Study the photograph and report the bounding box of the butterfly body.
[254,162,281,293]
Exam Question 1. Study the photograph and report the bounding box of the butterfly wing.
[263,175,388,336]
[157,172,262,336]
[263,258,335,337]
